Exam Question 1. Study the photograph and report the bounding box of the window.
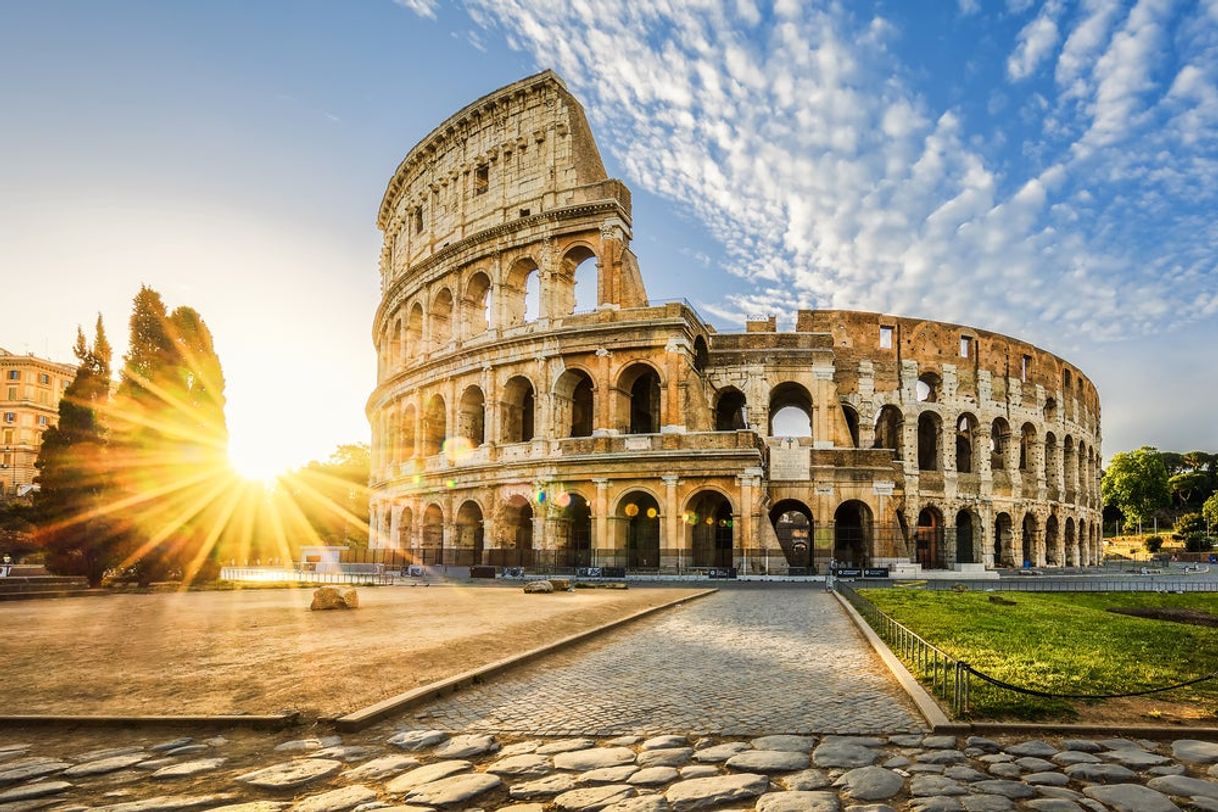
[5,370,17,381]
[3,413,13,424]
[519,208,531,218]
[879,325,894,349]
[960,336,973,358]
[1021,354,1031,382]
[37,416,48,426]
[413,207,424,234]
[38,373,49,385]
[474,164,489,195]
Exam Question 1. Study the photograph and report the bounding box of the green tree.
[1100,446,1171,527]
[283,443,370,548]
[33,318,117,586]
[1170,471,1211,507]
[1204,491,1218,533]
[1174,512,1206,539]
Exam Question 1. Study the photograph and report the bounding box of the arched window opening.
[956,413,977,473]
[618,363,661,435]
[619,491,660,570]
[455,501,485,568]
[841,404,860,449]
[400,404,417,460]
[1019,423,1036,471]
[458,385,486,447]
[524,270,541,322]
[397,506,414,550]
[994,512,1013,567]
[1045,515,1060,565]
[769,500,813,572]
[554,368,595,438]
[390,321,403,370]
[955,510,976,564]
[406,303,423,361]
[464,272,493,337]
[916,372,940,403]
[693,336,709,373]
[569,247,598,314]
[768,382,813,437]
[834,501,872,566]
[714,387,747,432]
[505,258,541,327]
[990,418,1010,471]
[502,496,534,567]
[423,394,446,456]
[873,405,903,459]
[917,412,941,471]
[1065,517,1076,566]
[687,491,733,568]
[557,492,592,567]
[1021,513,1037,567]
[431,288,454,349]
[501,376,536,443]
[422,504,444,552]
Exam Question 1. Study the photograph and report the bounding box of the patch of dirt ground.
[1067,695,1218,726]
[1106,606,1218,627]
[0,584,703,717]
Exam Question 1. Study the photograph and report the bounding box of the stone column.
[595,349,612,434]
[593,478,610,551]
[662,474,681,569]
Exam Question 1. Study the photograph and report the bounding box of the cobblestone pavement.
[413,585,926,736]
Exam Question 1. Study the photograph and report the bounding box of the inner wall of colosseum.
[366,70,1102,575]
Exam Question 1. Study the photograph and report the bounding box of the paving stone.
[1147,774,1218,799]
[203,735,230,747]
[1149,764,1187,776]
[579,766,640,784]
[1024,801,1085,812]
[510,774,579,798]
[164,745,208,757]
[555,748,637,771]
[976,755,1013,764]
[387,731,448,751]
[753,790,840,812]
[751,737,817,753]
[341,754,420,781]
[1062,740,1102,754]
[137,758,177,770]
[1187,797,1218,812]
[638,749,693,768]
[538,739,598,755]
[882,757,911,769]
[1082,783,1179,812]
[965,738,1000,753]
[906,797,962,812]
[0,760,70,787]
[1211,764,1218,779]
[63,754,149,777]
[1063,763,1137,784]
[1003,741,1057,758]
[235,758,342,792]
[291,785,378,812]
[642,737,688,750]
[1013,757,1056,772]
[943,766,987,782]
[499,742,541,757]
[605,737,644,748]
[910,775,969,797]
[923,736,958,749]
[1099,748,1172,768]
[149,739,192,753]
[0,781,72,802]
[1025,772,1070,786]
[430,734,498,759]
[600,796,667,812]
[149,758,226,780]
[486,754,552,777]
[1175,741,1218,765]
[908,763,945,774]
[1051,752,1100,766]
[629,767,679,786]
[91,796,236,812]
[384,761,473,794]
[811,743,879,769]
[843,806,898,812]
[724,750,808,773]
[273,739,321,753]
[833,766,904,801]
[888,735,924,747]
[917,751,967,765]
[314,745,381,762]
[1035,786,1084,800]
[498,805,546,812]
[404,773,502,806]
[76,746,144,762]
[959,796,1012,812]
[207,804,291,812]
[693,743,751,763]
[986,763,1021,780]
[357,806,433,812]
[665,773,769,811]
[970,779,1035,799]
[680,766,719,780]
[552,784,637,811]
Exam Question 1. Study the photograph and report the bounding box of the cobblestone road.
[414,586,926,737]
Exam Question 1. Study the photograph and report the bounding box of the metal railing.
[219,566,394,586]
[922,577,1218,592]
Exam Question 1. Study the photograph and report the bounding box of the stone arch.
[1065,516,1076,566]
[770,499,814,571]
[994,511,1013,567]
[463,270,493,337]
[617,362,662,435]
[561,244,599,315]
[955,508,980,564]
[617,490,661,569]
[423,393,446,456]
[1044,396,1058,422]
[1078,517,1089,566]
[501,494,535,566]
[500,375,536,443]
[397,506,414,549]
[692,336,709,373]
[390,319,403,370]
[554,367,595,438]
[874,404,903,459]
[917,411,942,471]
[769,381,813,437]
[458,385,486,447]
[455,500,485,566]
[916,371,941,403]
[834,500,872,566]
[1021,513,1038,567]
[1063,435,1077,496]
[915,506,945,568]
[504,256,541,327]
[1019,422,1036,471]
[430,287,454,349]
[1045,514,1061,566]
[956,413,979,473]
[841,403,860,448]
[685,490,734,568]
[714,387,748,432]
[422,503,444,550]
[556,491,593,566]
[406,302,423,360]
[991,417,1010,470]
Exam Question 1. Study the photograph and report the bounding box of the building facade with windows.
[366,71,1102,575]
[0,348,76,500]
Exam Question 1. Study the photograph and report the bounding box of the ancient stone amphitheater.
[367,71,1102,576]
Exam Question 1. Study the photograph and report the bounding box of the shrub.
[1175,513,1207,539]
[1145,535,1165,553]
[1184,535,1215,553]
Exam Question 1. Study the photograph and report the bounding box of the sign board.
[470,565,497,579]
[872,481,895,496]
[577,566,626,579]
[815,484,835,496]
[862,567,890,578]
[625,436,652,451]
[832,567,863,577]
[706,568,737,579]
[770,444,810,481]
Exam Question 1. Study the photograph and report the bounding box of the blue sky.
[1,0,1215,473]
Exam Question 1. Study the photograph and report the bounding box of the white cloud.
[1055,0,1124,94]
[1008,0,1065,81]
[393,0,438,19]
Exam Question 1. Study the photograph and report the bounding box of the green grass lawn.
[859,589,1218,720]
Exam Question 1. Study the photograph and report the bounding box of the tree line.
[1101,446,1218,548]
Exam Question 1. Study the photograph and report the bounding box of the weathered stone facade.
[367,71,1102,573]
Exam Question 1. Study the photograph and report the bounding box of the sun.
[227,446,289,485]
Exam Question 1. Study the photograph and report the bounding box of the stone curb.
[0,712,300,730]
[831,590,959,733]
[334,587,719,732]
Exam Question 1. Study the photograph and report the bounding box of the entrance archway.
[455,501,484,567]
[1045,515,1060,565]
[833,501,871,566]
[915,507,944,568]
[994,512,1013,567]
[618,491,660,569]
[558,492,593,568]
[1021,513,1038,567]
[955,510,976,564]
[770,499,814,571]
[502,496,535,567]
[686,491,733,568]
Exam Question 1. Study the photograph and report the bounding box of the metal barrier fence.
[922,578,1218,592]
[219,567,395,586]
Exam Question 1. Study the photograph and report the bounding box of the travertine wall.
[367,71,1102,573]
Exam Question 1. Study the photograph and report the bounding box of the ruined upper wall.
[377,70,616,284]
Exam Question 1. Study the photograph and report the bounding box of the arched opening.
[1045,514,1060,565]
[873,405,903,459]
[994,512,1013,567]
[524,270,541,322]
[397,506,414,550]
[500,375,536,443]
[714,387,747,432]
[557,492,592,568]
[455,501,485,567]
[618,491,660,569]
[955,510,976,564]
[686,491,734,568]
[400,404,416,460]
[916,372,941,403]
[693,336,709,373]
[1043,397,1057,422]
[917,412,942,471]
[502,496,535,567]
[956,413,978,473]
[991,417,1010,471]
[1078,518,1089,566]
[1065,517,1076,566]
[406,303,423,360]
[1019,423,1036,471]
[561,245,598,315]
[841,404,860,448]
[505,257,541,327]
[618,363,661,435]
[1021,513,1037,567]
[554,368,595,438]
[430,288,454,349]
[768,382,813,437]
[834,501,872,566]
[423,503,444,555]
[915,507,944,568]
[1045,432,1058,483]
[770,500,814,571]
[423,394,446,456]
[390,320,403,370]
[463,271,493,337]
[1063,435,1076,495]
[458,385,486,447]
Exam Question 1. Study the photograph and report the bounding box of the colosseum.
[367,70,1103,577]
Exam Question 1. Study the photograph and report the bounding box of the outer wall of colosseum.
[367,70,1102,575]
